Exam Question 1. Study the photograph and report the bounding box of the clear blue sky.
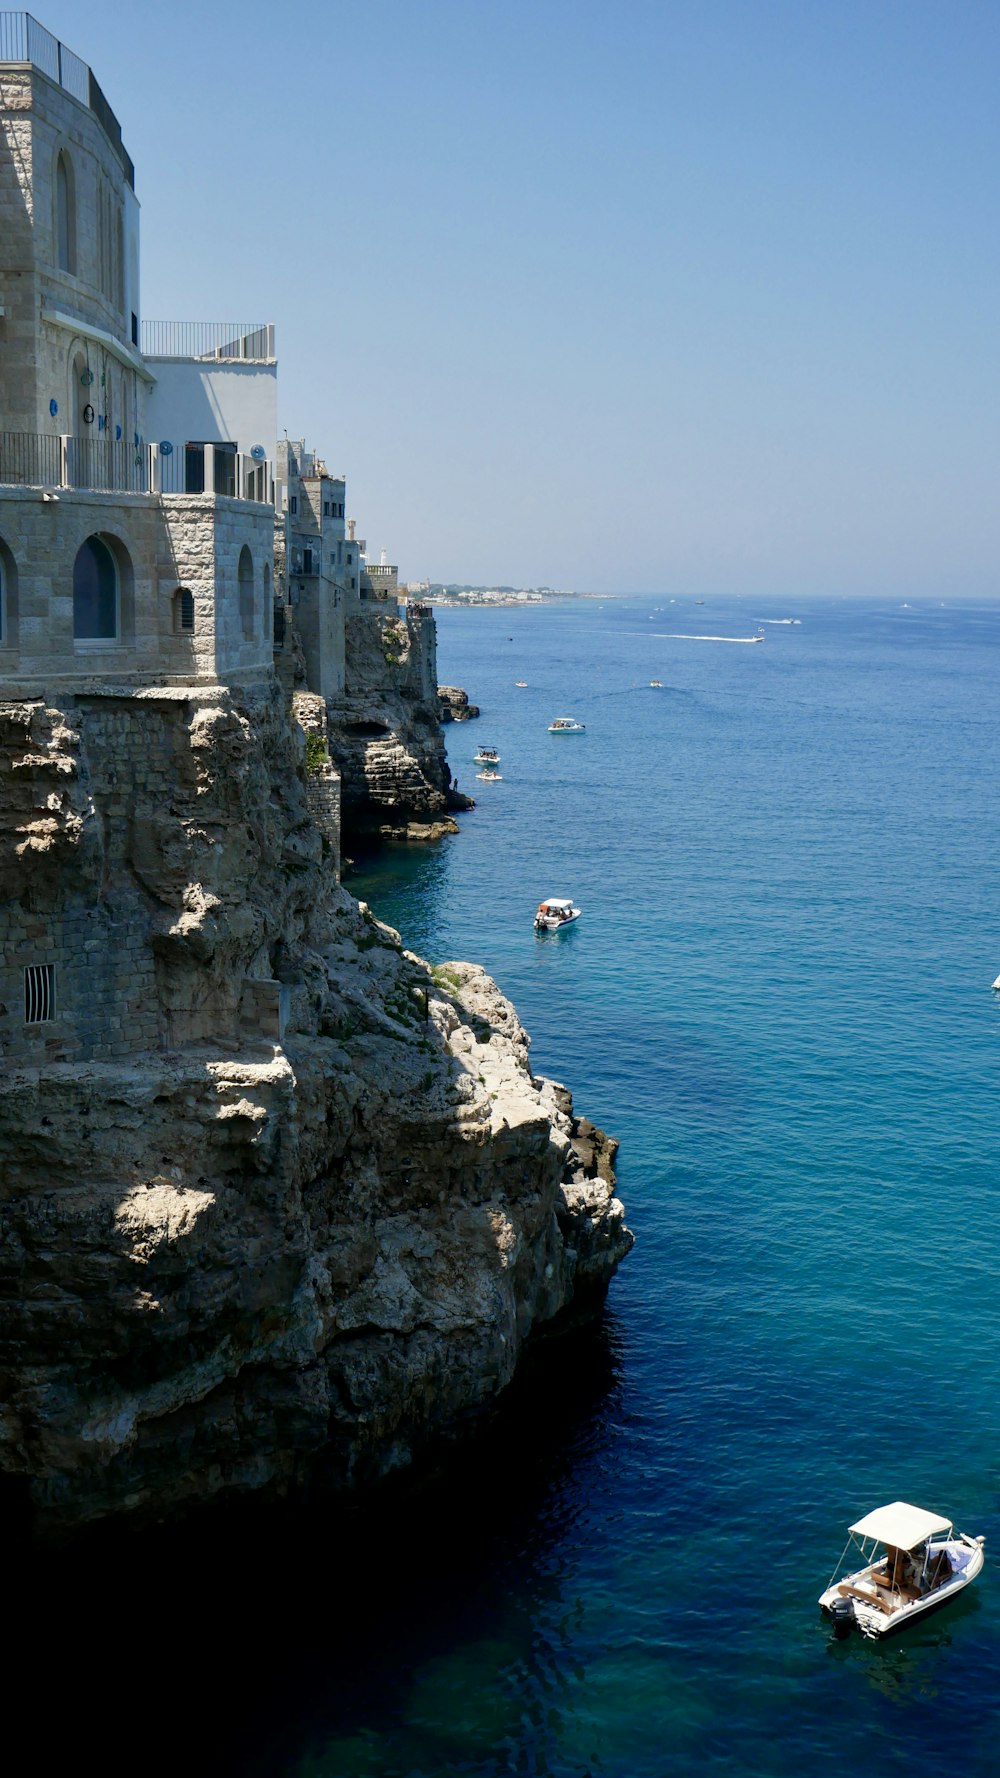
[35,0,1000,596]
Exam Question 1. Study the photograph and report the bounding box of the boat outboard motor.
[829,1597,855,1639]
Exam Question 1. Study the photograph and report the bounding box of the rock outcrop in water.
[325,608,473,844]
[438,685,480,723]
[0,683,631,1532]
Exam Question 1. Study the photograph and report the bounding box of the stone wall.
[0,487,274,689]
[0,698,160,1067]
[0,680,336,1066]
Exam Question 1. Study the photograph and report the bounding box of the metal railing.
[0,432,274,503]
[0,429,62,485]
[0,13,133,186]
[65,435,148,493]
[140,321,275,361]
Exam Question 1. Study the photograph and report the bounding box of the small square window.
[24,963,55,1023]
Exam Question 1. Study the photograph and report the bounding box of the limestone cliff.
[0,684,631,1531]
[325,607,472,844]
[438,685,480,723]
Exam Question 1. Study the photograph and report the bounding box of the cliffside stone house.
[0,15,447,1074]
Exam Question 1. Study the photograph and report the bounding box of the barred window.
[24,964,55,1024]
[174,586,195,632]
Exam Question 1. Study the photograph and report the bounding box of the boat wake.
[758,618,801,625]
[656,632,764,644]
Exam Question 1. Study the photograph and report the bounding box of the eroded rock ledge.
[326,610,472,844]
[0,686,631,1532]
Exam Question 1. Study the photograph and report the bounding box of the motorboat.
[476,768,502,781]
[515,680,528,687]
[818,1500,985,1639]
[649,679,662,688]
[474,746,500,764]
[534,897,581,931]
[548,716,585,733]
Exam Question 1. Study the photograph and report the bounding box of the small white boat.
[819,1501,985,1639]
[548,716,585,733]
[649,679,662,688]
[476,769,502,781]
[992,974,1000,990]
[534,897,581,931]
[515,680,528,687]
[474,746,500,764]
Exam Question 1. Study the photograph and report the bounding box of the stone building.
[276,438,352,698]
[0,17,276,692]
[0,13,449,1074]
[0,17,285,1067]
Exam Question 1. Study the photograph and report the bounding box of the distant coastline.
[407,584,589,607]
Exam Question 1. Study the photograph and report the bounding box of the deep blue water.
[340,593,1000,1777]
[20,594,999,1776]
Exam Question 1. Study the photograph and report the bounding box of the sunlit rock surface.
[0,685,631,1531]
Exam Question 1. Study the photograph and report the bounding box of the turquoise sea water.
[340,593,1000,1777]
[19,594,1000,1776]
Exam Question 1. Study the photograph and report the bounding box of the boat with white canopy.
[534,897,581,931]
[819,1500,984,1638]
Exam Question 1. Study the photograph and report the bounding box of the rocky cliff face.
[0,683,631,1532]
[325,608,472,843]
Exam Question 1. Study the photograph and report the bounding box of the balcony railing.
[0,12,133,187]
[0,429,63,485]
[0,432,273,503]
[141,321,275,361]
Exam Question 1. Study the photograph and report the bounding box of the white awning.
[849,1502,952,1550]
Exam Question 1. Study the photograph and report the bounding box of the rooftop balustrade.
[0,11,134,187]
[141,321,276,361]
[0,431,273,503]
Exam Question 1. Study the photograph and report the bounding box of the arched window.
[56,151,75,274]
[173,587,195,633]
[73,535,119,641]
[238,546,255,640]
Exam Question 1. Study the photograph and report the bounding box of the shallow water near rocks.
[14,592,1000,1776]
